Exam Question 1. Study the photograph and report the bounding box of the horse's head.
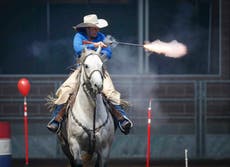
[79,47,104,96]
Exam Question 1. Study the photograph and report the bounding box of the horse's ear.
[79,48,86,63]
[96,45,102,55]
[79,47,89,63]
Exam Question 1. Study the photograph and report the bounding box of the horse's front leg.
[69,137,83,167]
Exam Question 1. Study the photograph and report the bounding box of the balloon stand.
[24,97,29,166]
[17,78,30,166]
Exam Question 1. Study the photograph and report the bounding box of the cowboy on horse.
[47,14,133,135]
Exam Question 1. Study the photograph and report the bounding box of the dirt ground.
[12,158,230,167]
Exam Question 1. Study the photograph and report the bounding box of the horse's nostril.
[94,84,99,89]
[94,84,102,92]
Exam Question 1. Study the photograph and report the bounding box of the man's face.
[86,27,99,39]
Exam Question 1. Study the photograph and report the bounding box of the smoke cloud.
[144,40,187,58]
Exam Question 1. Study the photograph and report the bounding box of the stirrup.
[47,117,61,133]
[118,116,133,135]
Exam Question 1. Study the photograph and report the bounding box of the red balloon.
[17,78,31,96]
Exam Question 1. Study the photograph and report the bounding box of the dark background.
[0,0,219,74]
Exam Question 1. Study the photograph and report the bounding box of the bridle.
[81,53,105,105]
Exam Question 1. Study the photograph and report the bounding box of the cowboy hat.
[73,14,108,31]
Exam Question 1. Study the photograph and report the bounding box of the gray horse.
[58,47,115,167]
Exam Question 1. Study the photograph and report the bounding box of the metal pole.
[218,0,222,76]
[201,81,206,157]
[46,0,50,41]
[196,81,206,157]
[138,0,144,74]
[195,81,200,157]
[207,2,212,74]
[144,0,150,73]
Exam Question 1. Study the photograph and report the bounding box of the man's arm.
[73,33,95,57]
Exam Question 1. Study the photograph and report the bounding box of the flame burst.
[143,40,187,58]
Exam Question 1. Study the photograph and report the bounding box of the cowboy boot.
[113,105,133,135]
[47,104,66,133]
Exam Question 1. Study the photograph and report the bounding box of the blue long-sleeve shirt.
[73,32,112,59]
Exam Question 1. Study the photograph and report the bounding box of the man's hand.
[93,42,107,48]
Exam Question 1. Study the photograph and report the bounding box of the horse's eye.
[84,64,89,68]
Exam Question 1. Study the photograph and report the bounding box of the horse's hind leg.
[95,150,110,167]
[95,155,109,167]
[69,160,82,167]
[95,153,101,167]
[68,156,83,167]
